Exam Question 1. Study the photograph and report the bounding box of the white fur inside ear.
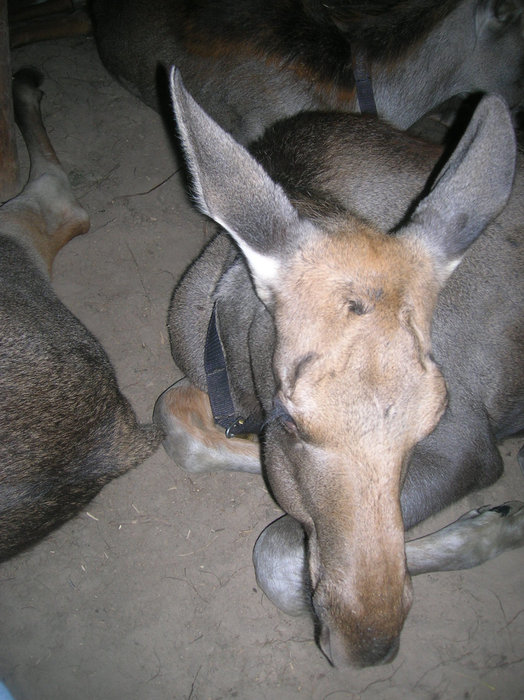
[444,257,461,277]
[238,240,281,304]
[214,214,281,303]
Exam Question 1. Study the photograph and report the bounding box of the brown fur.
[162,381,259,454]
[93,0,524,144]
[179,0,463,77]
[0,69,160,561]
[267,225,447,664]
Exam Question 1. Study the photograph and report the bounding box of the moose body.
[92,0,524,144]
[0,70,160,561]
[154,73,524,667]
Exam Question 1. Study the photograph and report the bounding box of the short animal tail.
[132,422,164,463]
[100,412,163,475]
[0,420,162,562]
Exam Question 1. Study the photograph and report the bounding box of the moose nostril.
[374,636,400,666]
[353,634,400,668]
[318,624,401,667]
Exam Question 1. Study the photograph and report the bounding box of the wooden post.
[0,0,19,202]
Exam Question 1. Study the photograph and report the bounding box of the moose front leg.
[154,377,262,473]
[253,501,524,617]
[404,501,524,574]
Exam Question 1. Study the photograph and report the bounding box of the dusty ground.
[0,37,523,700]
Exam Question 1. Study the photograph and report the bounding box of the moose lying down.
[0,70,160,562]
[93,0,524,144]
[154,72,524,667]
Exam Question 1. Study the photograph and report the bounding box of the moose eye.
[271,398,298,436]
[347,298,367,316]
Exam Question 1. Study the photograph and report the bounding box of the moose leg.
[404,501,524,574]
[253,513,311,616]
[153,377,261,473]
[397,419,523,572]
[0,68,89,272]
[254,501,524,616]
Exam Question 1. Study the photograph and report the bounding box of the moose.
[92,0,524,144]
[153,71,524,667]
[0,69,160,562]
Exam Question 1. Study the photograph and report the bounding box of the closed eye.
[345,286,382,316]
[269,397,298,436]
[347,298,367,315]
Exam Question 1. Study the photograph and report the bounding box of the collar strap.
[204,303,263,438]
[352,52,378,116]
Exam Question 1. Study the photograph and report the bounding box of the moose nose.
[315,574,413,667]
[319,625,401,668]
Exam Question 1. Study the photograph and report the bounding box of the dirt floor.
[0,36,523,700]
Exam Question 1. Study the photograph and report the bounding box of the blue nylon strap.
[353,52,378,116]
[204,303,263,437]
[204,303,237,429]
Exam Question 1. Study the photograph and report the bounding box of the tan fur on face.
[266,219,448,666]
[274,221,447,451]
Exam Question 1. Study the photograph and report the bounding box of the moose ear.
[170,68,312,304]
[405,94,516,280]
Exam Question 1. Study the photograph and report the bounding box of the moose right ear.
[403,93,516,281]
[170,68,314,304]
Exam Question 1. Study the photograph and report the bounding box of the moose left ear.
[404,94,516,280]
[169,68,315,305]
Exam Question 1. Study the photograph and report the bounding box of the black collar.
[204,303,263,438]
[353,52,378,116]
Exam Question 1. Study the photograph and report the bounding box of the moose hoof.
[407,500,524,574]
[253,514,311,616]
[457,501,524,562]
[153,377,261,473]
